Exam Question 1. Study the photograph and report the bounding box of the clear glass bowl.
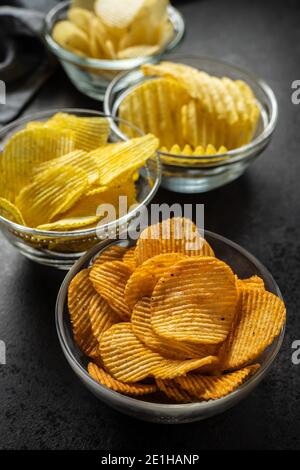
[104,55,278,193]
[0,109,161,270]
[44,1,185,100]
[56,231,285,423]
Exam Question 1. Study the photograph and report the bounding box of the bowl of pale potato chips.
[0,109,161,269]
[56,217,286,422]
[105,56,278,193]
[44,0,185,99]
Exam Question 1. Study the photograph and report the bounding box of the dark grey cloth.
[0,1,59,125]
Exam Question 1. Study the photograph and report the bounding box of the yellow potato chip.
[89,293,120,342]
[89,134,158,186]
[93,245,127,267]
[88,362,157,396]
[71,0,95,10]
[68,7,94,34]
[52,20,90,55]
[156,379,194,403]
[90,261,133,320]
[122,246,136,270]
[125,253,187,308]
[220,288,286,370]
[135,217,215,266]
[95,0,145,29]
[159,144,228,167]
[0,197,25,225]
[36,216,100,231]
[131,297,219,360]
[175,365,260,400]
[119,78,190,148]
[117,44,160,59]
[100,322,218,382]
[2,127,75,197]
[16,165,88,227]
[151,256,238,344]
[68,269,98,357]
[48,113,110,152]
[33,150,99,186]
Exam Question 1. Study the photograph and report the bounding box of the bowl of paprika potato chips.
[104,56,278,193]
[56,217,286,423]
[0,109,161,269]
[44,0,185,99]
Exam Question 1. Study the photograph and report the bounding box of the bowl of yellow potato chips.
[105,56,278,193]
[0,109,161,269]
[44,0,185,99]
[56,217,286,422]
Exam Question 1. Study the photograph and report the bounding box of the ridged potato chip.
[2,127,75,197]
[90,261,133,320]
[88,362,157,396]
[36,216,100,231]
[89,134,158,186]
[220,288,286,370]
[236,275,265,291]
[68,269,98,357]
[89,293,120,342]
[52,20,90,55]
[48,113,110,152]
[100,322,218,383]
[122,246,136,270]
[125,253,187,308]
[119,78,190,148]
[0,197,25,225]
[135,217,215,266]
[175,365,260,400]
[151,256,238,344]
[93,245,127,267]
[156,379,194,403]
[160,143,228,167]
[131,297,219,360]
[16,165,88,227]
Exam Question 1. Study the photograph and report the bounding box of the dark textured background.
[0,0,300,450]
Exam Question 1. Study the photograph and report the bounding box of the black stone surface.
[0,0,300,450]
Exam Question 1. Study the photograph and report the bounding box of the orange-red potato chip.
[175,365,260,400]
[100,322,218,383]
[135,217,215,266]
[68,269,98,357]
[88,362,157,396]
[220,288,286,370]
[151,256,238,344]
[89,261,133,319]
[93,245,127,267]
[131,297,219,360]
[156,379,194,403]
[88,293,120,342]
[125,253,187,308]
[236,275,265,291]
[122,246,137,270]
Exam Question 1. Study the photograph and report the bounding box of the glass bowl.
[44,1,185,100]
[104,55,278,193]
[0,109,161,270]
[56,231,285,423]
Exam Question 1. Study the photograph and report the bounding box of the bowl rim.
[44,1,185,69]
[0,108,161,238]
[55,230,285,413]
[104,54,278,167]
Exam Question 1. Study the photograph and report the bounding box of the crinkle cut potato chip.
[0,197,25,225]
[131,297,219,360]
[125,253,188,308]
[36,216,100,231]
[88,363,157,396]
[119,78,190,148]
[122,246,136,270]
[68,269,98,357]
[90,261,133,320]
[100,322,218,383]
[89,134,159,186]
[135,217,215,266]
[93,245,127,267]
[220,288,286,370]
[175,365,260,401]
[94,0,145,29]
[151,256,238,344]
[156,379,194,403]
[236,275,265,291]
[16,165,88,227]
[88,293,120,342]
[2,127,75,198]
